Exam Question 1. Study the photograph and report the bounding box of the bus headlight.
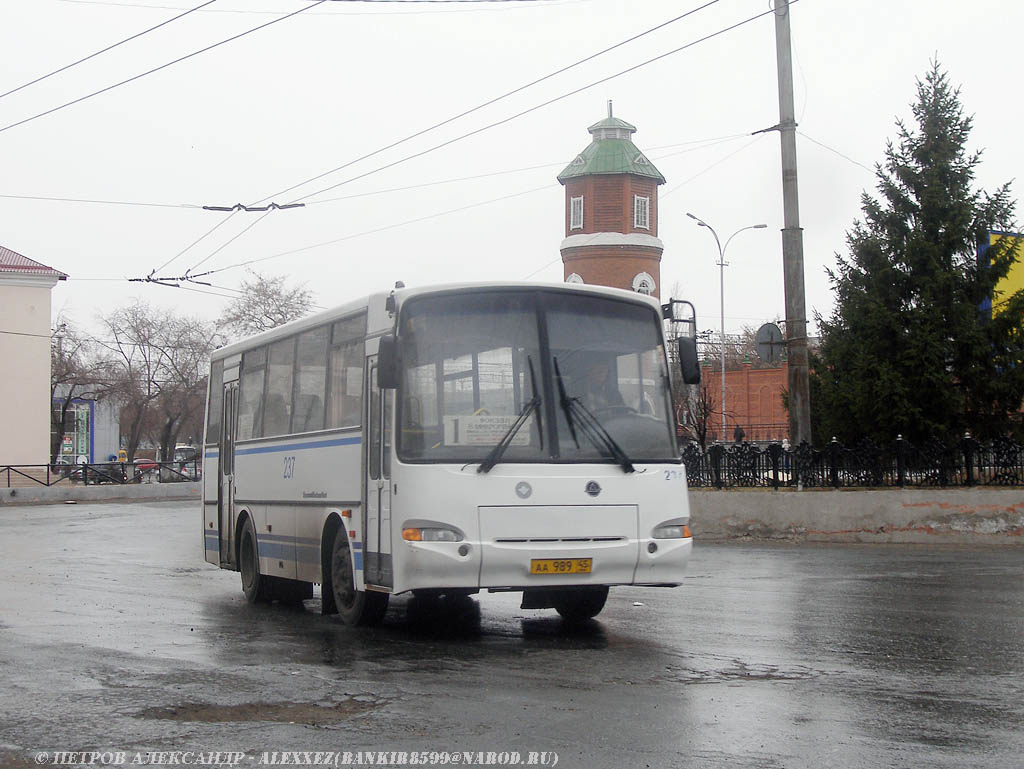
[652,522,692,539]
[402,527,463,542]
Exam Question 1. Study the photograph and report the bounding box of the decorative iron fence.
[1,460,201,488]
[682,435,1024,489]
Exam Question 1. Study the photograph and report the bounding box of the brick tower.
[557,103,666,298]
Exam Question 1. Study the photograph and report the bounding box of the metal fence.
[1,460,201,488]
[682,435,1024,489]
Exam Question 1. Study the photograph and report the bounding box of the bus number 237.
[283,456,296,479]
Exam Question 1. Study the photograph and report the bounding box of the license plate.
[530,558,592,575]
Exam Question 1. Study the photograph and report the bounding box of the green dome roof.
[557,112,665,184]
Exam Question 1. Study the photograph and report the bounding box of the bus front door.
[218,382,238,569]
[364,359,393,588]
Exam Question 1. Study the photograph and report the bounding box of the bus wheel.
[553,586,608,621]
[239,517,267,603]
[330,529,388,626]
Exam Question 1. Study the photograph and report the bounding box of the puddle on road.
[663,660,819,685]
[139,698,381,724]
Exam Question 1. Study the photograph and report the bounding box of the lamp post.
[686,213,767,442]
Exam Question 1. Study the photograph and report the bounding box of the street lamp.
[686,213,767,442]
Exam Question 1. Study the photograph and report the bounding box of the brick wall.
[562,246,662,296]
[563,176,659,236]
[703,361,789,442]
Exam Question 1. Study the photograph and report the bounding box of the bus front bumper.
[393,505,692,594]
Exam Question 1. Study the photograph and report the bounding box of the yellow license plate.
[530,558,593,575]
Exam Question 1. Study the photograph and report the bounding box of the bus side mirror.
[678,337,701,385]
[378,335,400,389]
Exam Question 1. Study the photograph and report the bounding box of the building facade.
[51,390,121,465]
[705,361,790,444]
[0,246,67,465]
[557,105,666,299]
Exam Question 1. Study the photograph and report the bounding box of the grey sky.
[2,0,1021,337]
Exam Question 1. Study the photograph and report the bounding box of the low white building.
[0,246,67,466]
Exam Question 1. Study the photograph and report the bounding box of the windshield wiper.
[553,357,635,474]
[478,356,543,474]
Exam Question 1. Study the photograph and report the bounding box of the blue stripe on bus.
[257,535,362,568]
[236,436,361,456]
[208,530,365,570]
[260,533,320,546]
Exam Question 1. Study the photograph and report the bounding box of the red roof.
[0,245,67,279]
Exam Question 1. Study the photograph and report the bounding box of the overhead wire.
[0,0,217,100]
[51,2,790,298]
[798,131,873,174]
[0,0,331,135]
[175,4,787,282]
[284,2,782,206]
[199,183,554,277]
[659,135,768,199]
[59,131,760,286]
[151,209,240,275]
[304,133,754,205]
[0,193,197,208]
[167,0,728,280]
[186,209,274,273]
[250,0,725,206]
[57,0,577,8]
[0,132,749,211]
[190,129,772,280]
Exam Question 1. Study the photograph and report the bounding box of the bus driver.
[581,359,624,412]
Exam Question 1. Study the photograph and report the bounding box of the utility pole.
[773,0,812,446]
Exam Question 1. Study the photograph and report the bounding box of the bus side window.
[327,314,367,429]
[206,359,224,443]
[263,338,296,437]
[328,339,364,429]
[238,348,266,441]
[292,326,328,433]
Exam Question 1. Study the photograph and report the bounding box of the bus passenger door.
[218,382,238,569]
[364,359,393,588]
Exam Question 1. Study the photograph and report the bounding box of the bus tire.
[553,586,608,621]
[239,517,267,603]
[330,528,388,626]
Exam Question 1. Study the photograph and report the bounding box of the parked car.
[173,445,202,480]
[70,462,127,484]
[132,457,159,482]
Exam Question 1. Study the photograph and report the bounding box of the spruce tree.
[812,62,1024,445]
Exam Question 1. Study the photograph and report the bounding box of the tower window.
[570,196,584,230]
[634,195,650,230]
[632,272,655,295]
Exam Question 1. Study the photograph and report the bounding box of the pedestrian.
[782,437,791,473]
[733,424,745,444]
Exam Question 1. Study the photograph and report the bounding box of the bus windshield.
[396,289,677,464]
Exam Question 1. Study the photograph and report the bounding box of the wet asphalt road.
[1,500,1023,769]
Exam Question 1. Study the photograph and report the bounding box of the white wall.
[0,280,56,465]
[690,488,1024,544]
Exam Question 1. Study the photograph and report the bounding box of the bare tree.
[698,322,787,373]
[677,380,718,451]
[97,303,168,462]
[50,317,110,464]
[97,303,222,463]
[150,314,222,463]
[218,271,313,339]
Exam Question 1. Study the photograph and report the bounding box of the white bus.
[202,282,701,624]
